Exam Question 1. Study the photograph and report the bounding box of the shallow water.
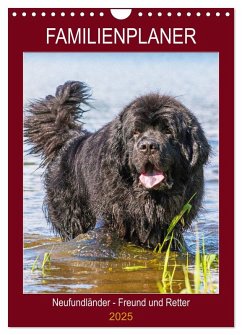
[24,229,218,294]
[23,52,219,294]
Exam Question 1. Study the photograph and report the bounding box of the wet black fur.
[25,81,210,250]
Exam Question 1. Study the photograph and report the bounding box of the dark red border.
[8,8,234,327]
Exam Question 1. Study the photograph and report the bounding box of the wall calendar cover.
[8,7,234,327]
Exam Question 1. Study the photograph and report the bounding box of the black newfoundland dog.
[25,81,210,250]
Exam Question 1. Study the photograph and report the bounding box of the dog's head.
[109,94,210,191]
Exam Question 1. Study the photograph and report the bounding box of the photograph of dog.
[24,80,210,251]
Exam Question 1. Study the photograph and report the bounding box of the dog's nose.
[138,139,159,154]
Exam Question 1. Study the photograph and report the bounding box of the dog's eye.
[133,130,141,137]
[163,127,172,135]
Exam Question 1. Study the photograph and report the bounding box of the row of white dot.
[12,11,102,17]
[12,11,231,18]
[142,11,230,17]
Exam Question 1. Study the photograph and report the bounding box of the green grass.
[154,193,197,253]
[31,251,52,276]
[123,265,147,271]
[156,232,177,293]
[181,239,218,294]
[155,194,219,294]
[156,237,218,294]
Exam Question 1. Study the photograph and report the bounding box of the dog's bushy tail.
[24,81,90,166]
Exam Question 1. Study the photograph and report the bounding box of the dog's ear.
[180,117,210,169]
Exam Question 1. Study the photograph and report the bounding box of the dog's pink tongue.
[139,170,165,189]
